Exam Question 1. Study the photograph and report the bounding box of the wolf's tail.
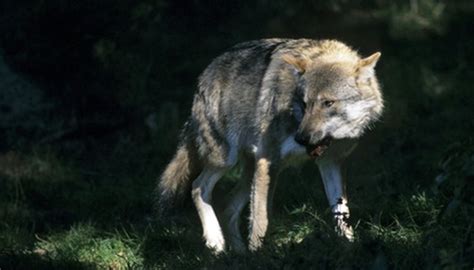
[155,133,201,218]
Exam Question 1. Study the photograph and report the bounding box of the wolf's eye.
[322,100,335,108]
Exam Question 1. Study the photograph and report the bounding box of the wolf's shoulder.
[224,38,356,58]
[276,39,358,60]
[202,39,289,73]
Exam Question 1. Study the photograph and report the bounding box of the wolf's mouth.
[306,137,332,158]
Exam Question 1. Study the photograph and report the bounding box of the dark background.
[0,0,473,269]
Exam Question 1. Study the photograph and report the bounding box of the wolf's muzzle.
[306,136,332,158]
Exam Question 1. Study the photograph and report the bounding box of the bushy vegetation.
[0,0,473,269]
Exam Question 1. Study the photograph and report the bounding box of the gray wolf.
[155,39,383,253]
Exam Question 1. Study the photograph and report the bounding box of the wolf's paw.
[335,218,354,241]
[332,201,354,241]
[205,235,226,254]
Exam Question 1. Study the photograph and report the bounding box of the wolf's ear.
[357,52,381,78]
[281,54,309,74]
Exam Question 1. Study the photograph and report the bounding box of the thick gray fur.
[155,38,383,253]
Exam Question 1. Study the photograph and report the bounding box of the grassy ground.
[0,133,472,269]
[1,35,474,270]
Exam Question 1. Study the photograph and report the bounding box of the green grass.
[34,224,143,269]
[0,132,472,269]
[1,32,474,270]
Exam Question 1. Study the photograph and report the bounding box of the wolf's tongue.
[307,137,332,158]
[310,145,328,157]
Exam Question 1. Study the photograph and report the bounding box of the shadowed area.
[0,0,473,269]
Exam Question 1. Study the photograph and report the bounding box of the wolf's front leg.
[248,158,272,251]
[317,159,354,241]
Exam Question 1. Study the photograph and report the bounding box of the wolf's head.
[282,50,383,158]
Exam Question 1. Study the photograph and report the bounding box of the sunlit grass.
[35,224,143,270]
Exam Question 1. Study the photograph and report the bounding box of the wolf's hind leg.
[223,157,254,253]
[317,159,354,241]
[191,166,228,253]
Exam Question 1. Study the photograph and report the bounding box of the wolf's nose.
[295,133,310,146]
